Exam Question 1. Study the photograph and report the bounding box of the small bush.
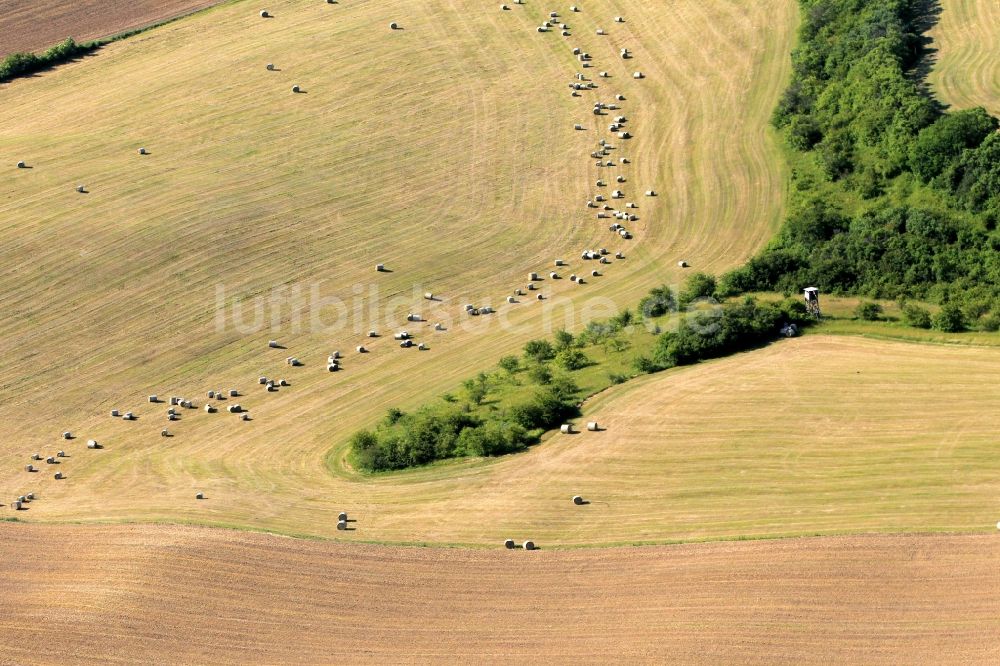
[639,285,677,318]
[902,303,932,329]
[679,273,717,308]
[979,313,1000,332]
[932,303,966,332]
[855,301,883,321]
[608,372,629,385]
[497,355,520,374]
[553,329,575,351]
[527,364,553,385]
[555,348,591,371]
[523,339,556,363]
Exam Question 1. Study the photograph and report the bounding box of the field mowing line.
[929,0,1000,115]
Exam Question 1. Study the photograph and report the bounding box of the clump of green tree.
[349,341,585,472]
[0,38,97,83]
[724,0,1000,319]
[634,295,812,373]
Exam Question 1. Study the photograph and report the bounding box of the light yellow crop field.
[929,0,1000,115]
[0,0,796,541]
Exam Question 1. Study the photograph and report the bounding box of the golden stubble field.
[929,0,1000,115]
[0,0,796,540]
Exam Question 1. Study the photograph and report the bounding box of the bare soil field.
[929,0,1000,115]
[0,524,996,664]
[0,0,220,57]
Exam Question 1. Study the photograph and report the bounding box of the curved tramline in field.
[929,0,1000,115]
[0,0,795,536]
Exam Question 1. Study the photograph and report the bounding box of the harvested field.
[929,0,1000,115]
[0,0,796,538]
[0,0,220,57]
[4,336,999,546]
[0,524,997,664]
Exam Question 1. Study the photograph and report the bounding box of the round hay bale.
[615,16,624,22]
[207,390,215,399]
[633,71,644,79]
[550,271,559,279]
[17,161,26,168]
[25,464,34,472]
[587,421,599,431]
[266,63,275,70]
[418,342,428,351]
[501,4,509,9]
[645,190,656,196]
[205,404,216,413]
[338,511,348,521]
[279,379,288,387]
[615,251,624,259]
[138,148,147,155]
[561,30,570,36]
[389,21,399,29]
[357,345,366,353]
[260,10,269,18]
[32,453,41,461]
[268,340,279,348]
[536,293,544,300]
[507,296,515,304]
[54,472,64,480]
[337,520,347,531]
[161,429,169,437]
[12,501,21,511]
[504,539,516,549]
[591,270,599,277]
[62,431,72,440]
[241,413,250,421]
[560,424,572,434]
[291,85,301,93]
[327,364,339,372]
[258,376,268,385]
[573,495,584,505]
[570,274,577,282]
[424,292,434,300]
[678,260,688,267]
[57,450,65,457]
[376,263,385,272]
[229,389,238,397]
[574,123,583,130]
[523,541,536,550]
[76,184,85,193]
[537,26,547,32]
[87,440,101,449]
[196,492,205,500]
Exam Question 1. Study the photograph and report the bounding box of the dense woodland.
[722,0,1000,326]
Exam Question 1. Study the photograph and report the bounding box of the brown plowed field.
[0,0,219,57]
[0,524,997,664]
